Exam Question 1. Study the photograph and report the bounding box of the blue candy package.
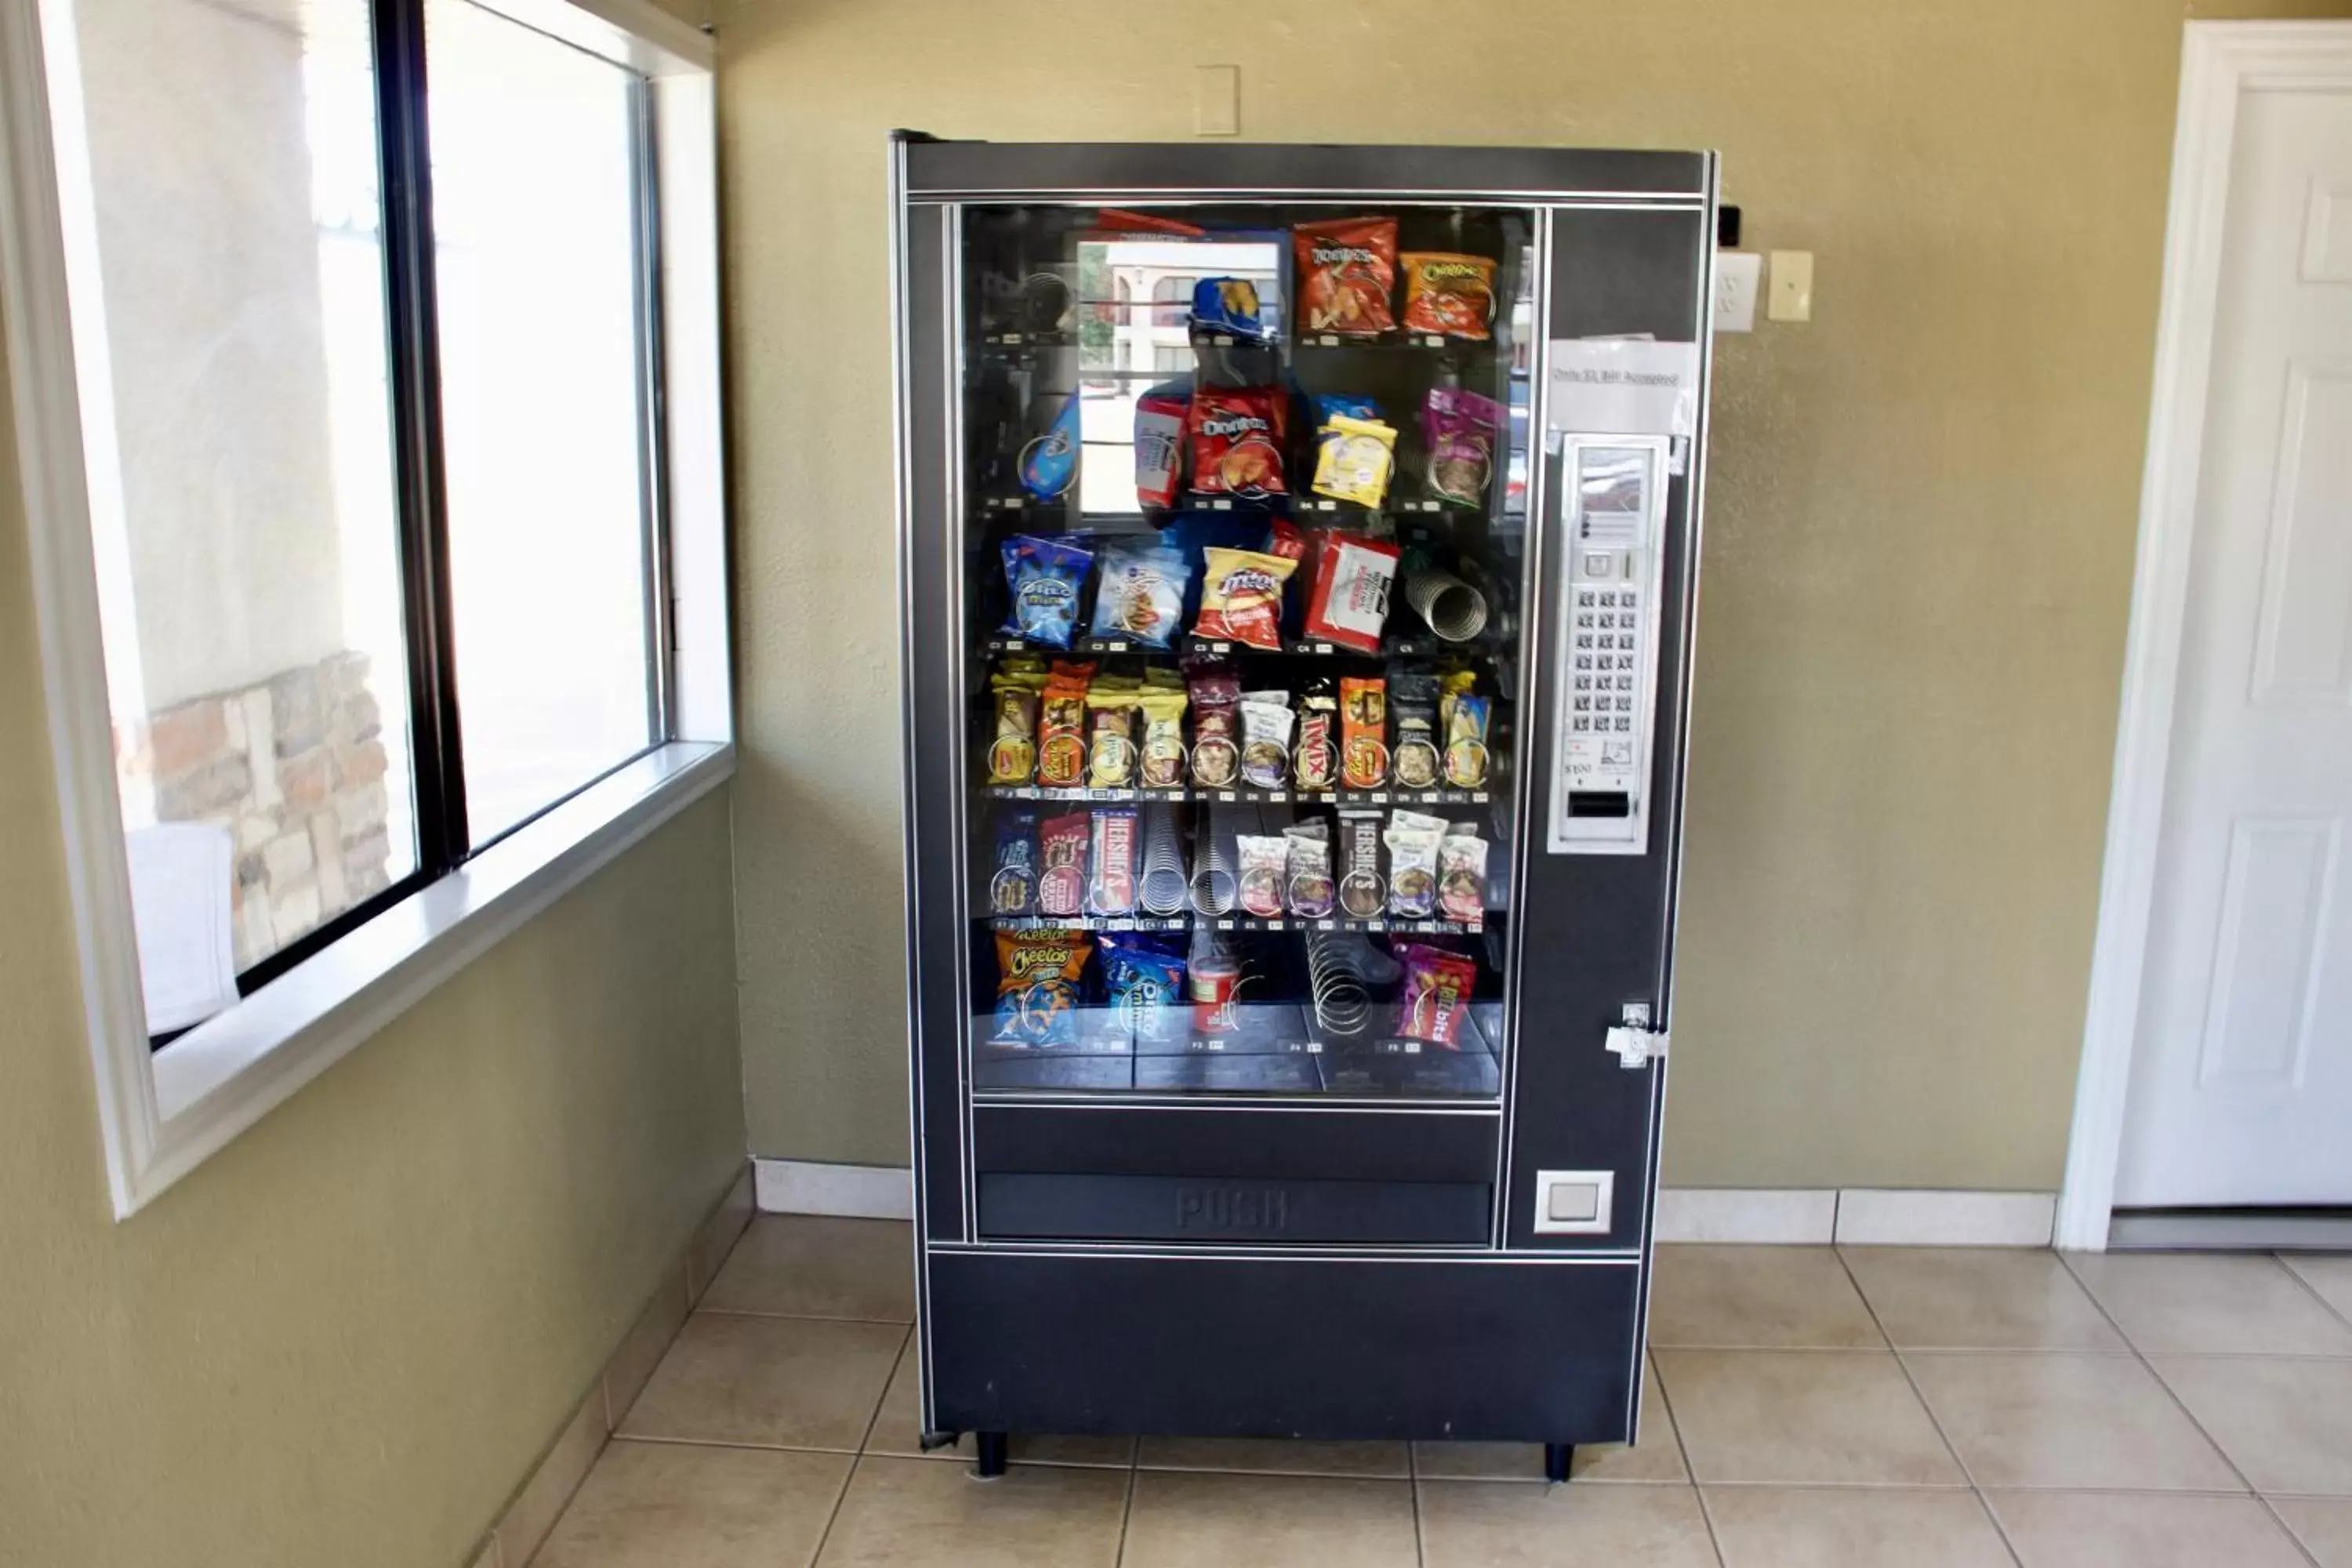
[1190,276,1273,342]
[1098,931,1188,1044]
[989,808,1038,916]
[1000,534,1094,648]
[1018,395,1082,500]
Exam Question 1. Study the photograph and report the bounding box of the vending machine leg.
[974,1432,1009,1479]
[1543,1443,1573,1483]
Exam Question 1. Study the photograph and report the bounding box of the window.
[2,0,727,1212]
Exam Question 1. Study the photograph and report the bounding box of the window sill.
[133,739,733,1210]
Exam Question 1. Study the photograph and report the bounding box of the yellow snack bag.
[1312,415,1399,508]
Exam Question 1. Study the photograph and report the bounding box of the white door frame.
[2059,20,2352,1251]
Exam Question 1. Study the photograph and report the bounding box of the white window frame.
[0,0,731,1217]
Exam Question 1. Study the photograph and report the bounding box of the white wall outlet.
[1714,251,1761,332]
[1767,249,1814,322]
[1194,65,1240,137]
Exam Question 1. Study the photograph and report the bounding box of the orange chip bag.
[1399,252,1497,340]
[1194,547,1298,651]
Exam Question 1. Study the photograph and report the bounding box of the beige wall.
[719,0,2352,1189]
[0,346,747,1561]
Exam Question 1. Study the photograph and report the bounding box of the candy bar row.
[987,656,1495,795]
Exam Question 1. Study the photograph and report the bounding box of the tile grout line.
[1642,1352,1728,1568]
[800,1450,864,1568]
[1407,1433,1427,1568]
[1829,1247,2027,1568]
[2053,1253,2324,1568]
[1112,1446,1139,1568]
[2272,1251,2352,1337]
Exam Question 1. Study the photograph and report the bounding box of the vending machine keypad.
[1548,437,1671,855]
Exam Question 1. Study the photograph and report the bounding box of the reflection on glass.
[51,0,419,1024]
[428,0,656,844]
[960,203,1534,1100]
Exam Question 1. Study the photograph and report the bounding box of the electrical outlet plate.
[1767,249,1813,321]
[1713,252,1760,332]
[1194,65,1240,136]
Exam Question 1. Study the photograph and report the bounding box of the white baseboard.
[753,1158,913,1221]
[753,1162,2056,1248]
[1834,1189,2056,1247]
[1655,1188,1839,1243]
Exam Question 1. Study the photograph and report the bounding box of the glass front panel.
[428,0,659,844]
[961,202,1535,1099]
[49,0,418,1025]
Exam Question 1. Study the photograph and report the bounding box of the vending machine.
[892,136,1715,1478]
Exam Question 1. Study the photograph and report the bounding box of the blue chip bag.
[1000,534,1094,648]
[1099,931,1188,1045]
[1312,394,1379,426]
[1190,276,1272,342]
[1089,538,1192,649]
[989,808,1038,916]
[1018,394,1081,500]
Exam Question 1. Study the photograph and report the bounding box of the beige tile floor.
[531,1220,2352,1567]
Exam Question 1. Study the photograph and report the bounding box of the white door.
[2115,66,2352,1208]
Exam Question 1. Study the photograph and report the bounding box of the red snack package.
[1396,942,1479,1049]
[1263,516,1306,564]
[1187,388,1288,499]
[1303,532,1401,654]
[1036,812,1091,918]
[1134,391,1187,510]
[1294,217,1397,337]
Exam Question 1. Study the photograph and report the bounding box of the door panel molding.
[2062,20,2352,1249]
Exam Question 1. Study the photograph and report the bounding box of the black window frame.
[219,0,673,1004]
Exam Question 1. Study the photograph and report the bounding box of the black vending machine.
[892,136,1715,1478]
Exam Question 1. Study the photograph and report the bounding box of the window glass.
[55,0,419,1023]
[427,0,658,844]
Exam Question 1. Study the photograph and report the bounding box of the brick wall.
[115,650,395,970]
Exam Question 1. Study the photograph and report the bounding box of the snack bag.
[1311,415,1399,509]
[1338,809,1385,918]
[1399,252,1497,340]
[1036,811,1091,917]
[1304,532,1401,654]
[1438,829,1487,922]
[1187,389,1288,499]
[1422,388,1504,508]
[1000,535,1094,648]
[989,809,1038,916]
[1185,659,1243,787]
[1263,515,1307,564]
[1443,691,1491,789]
[1294,217,1397,337]
[1340,677,1389,789]
[1294,682,1338,792]
[1019,395,1083,499]
[1087,806,1138,916]
[1190,276,1272,341]
[1236,834,1290,917]
[1284,820,1335,918]
[1085,688,1140,788]
[1100,931,1188,1044]
[1195,546,1298,650]
[1134,688,1189,789]
[1239,694,1295,789]
[992,927,1092,1047]
[986,659,1047,783]
[1391,670,1443,789]
[1090,538,1190,648]
[1384,808,1448,916]
[1394,942,1479,1048]
[1312,394,1379,426]
[1134,392,1188,510]
[1036,661,1095,787]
